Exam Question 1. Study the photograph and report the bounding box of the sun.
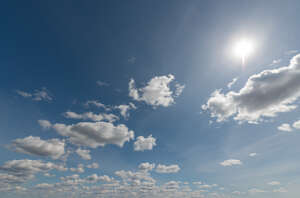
[233,39,254,65]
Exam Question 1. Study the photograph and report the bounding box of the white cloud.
[16,90,32,98]
[11,136,65,160]
[85,100,111,111]
[53,121,134,148]
[175,83,185,97]
[156,164,180,173]
[134,135,156,151]
[86,162,99,169]
[116,103,136,119]
[227,77,238,89]
[220,159,242,167]
[249,153,257,157]
[129,74,184,107]
[76,148,91,160]
[0,159,67,180]
[203,54,300,123]
[38,120,52,130]
[277,123,293,132]
[138,162,155,172]
[268,181,280,186]
[64,111,119,123]
[292,120,300,129]
[70,164,85,173]
[16,88,52,102]
[96,81,109,87]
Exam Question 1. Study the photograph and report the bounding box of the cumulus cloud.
[273,187,287,193]
[227,77,238,89]
[16,88,52,102]
[248,188,266,194]
[11,136,65,159]
[138,162,155,172]
[70,164,85,173]
[86,162,99,169]
[203,54,300,123]
[129,74,184,107]
[52,121,134,148]
[156,164,180,173]
[134,135,156,151]
[75,148,91,160]
[277,123,293,132]
[63,111,119,123]
[220,159,242,167]
[116,103,137,119]
[38,120,52,130]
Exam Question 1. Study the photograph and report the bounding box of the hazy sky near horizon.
[1,1,300,198]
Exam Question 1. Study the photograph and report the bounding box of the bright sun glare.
[233,39,254,65]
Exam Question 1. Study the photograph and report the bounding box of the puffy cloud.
[292,120,300,129]
[129,74,184,107]
[249,153,257,157]
[227,77,238,89]
[75,148,91,160]
[116,103,136,119]
[277,123,293,132]
[16,88,52,102]
[99,175,114,183]
[203,54,300,123]
[134,135,156,151]
[70,164,85,173]
[175,83,185,97]
[138,162,155,172]
[38,120,52,130]
[268,181,280,186]
[53,121,134,148]
[64,111,119,123]
[86,162,99,169]
[220,159,242,167]
[156,164,180,173]
[11,136,65,159]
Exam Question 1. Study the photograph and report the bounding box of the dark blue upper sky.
[1,1,300,197]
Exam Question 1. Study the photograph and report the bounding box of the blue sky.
[1,0,300,197]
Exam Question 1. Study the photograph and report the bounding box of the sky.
[1,0,300,197]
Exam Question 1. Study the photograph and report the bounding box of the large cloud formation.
[129,74,184,107]
[203,54,300,123]
[11,136,65,160]
[52,121,134,148]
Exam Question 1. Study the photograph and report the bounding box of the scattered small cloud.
[129,74,184,107]
[220,159,242,167]
[227,77,238,89]
[268,181,280,186]
[277,123,293,132]
[76,148,91,160]
[156,164,180,173]
[249,153,257,157]
[134,135,156,151]
[16,88,52,102]
[96,81,109,87]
